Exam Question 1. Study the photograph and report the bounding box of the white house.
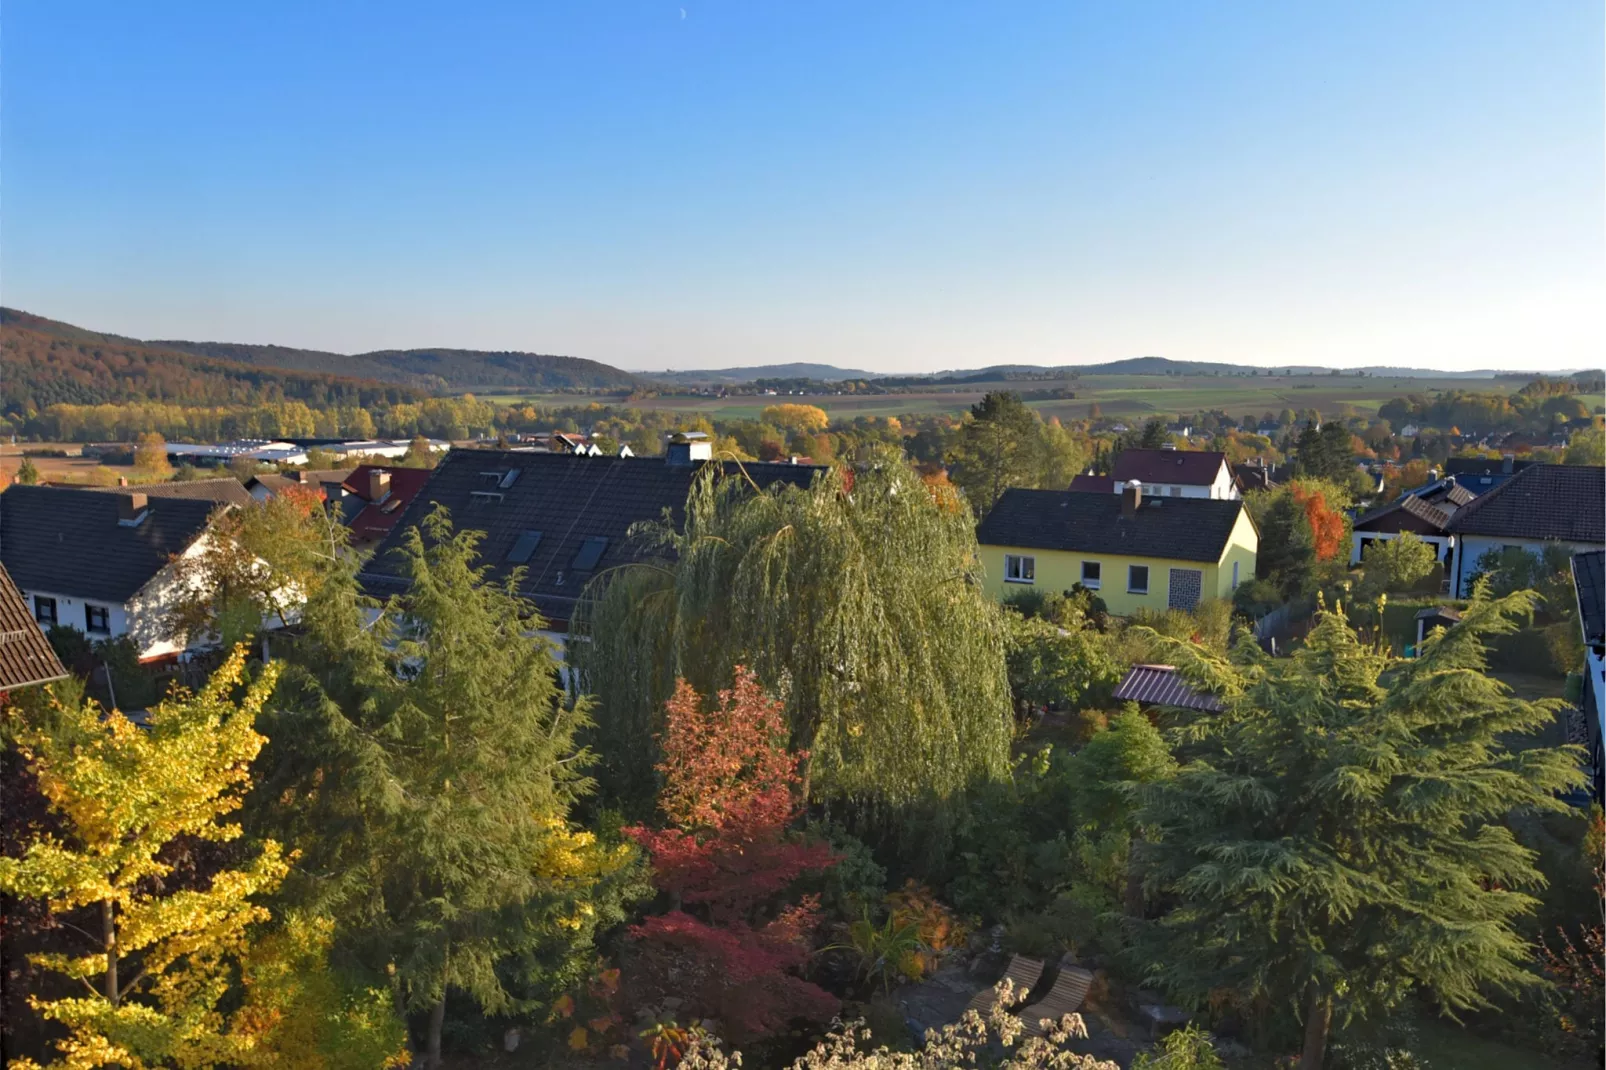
[1444,464,1605,599]
[0,485,235,662]
[1109,448,1240,500]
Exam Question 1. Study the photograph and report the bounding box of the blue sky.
[3,2,1600,373]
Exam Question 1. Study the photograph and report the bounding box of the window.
[34,596,56,626]
[571,536,610,572]
[85,605,110,634]
[506,530,543,564]
[1127,565,1149,594]
[1080,561,1101,589]
[1004,554,1036,584]
[1169,485,1181,497]
[1232,560,1240,589]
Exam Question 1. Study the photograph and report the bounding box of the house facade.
[977,481,1257,616]
[1108,448,1239,500]
[0,485,226,662]
[1444,464,1605,599]
[1349,479,1476,567]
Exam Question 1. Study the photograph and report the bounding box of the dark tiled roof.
[1068,474,1109,493]
[83,477,253,508]
[1442,483,1477,507]
[358,450,822,625]
[1112,449,1228,488]
[976,488,1248,563]
[1112,664,1223,712]
[1354,493,1452,533]
[1445,464,1605,543]
[0,562,67,691]
[1444,457,1536,478]
[1573,550,1604,648]
[341,465,436,542]
[0,484,221,604]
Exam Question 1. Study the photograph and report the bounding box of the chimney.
[1121,480,1142,519]
[1500,453,1514,474]
[117,476,129,487]
[367,469,391,502]
[665,440,713,467]
[117,492,149,527]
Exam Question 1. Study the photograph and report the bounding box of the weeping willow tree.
[572,456,1013,817]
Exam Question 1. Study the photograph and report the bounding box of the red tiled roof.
[341,465,435,541]
[0,562,67,692]
[1112,449,1228,488]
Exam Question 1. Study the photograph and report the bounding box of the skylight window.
[507,530,543,564]
[570,536,609,571]
[499,469,521,489]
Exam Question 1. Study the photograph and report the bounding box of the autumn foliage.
[625,668,837,1042]
[1291,484,1344,562]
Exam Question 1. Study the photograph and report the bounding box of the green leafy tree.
[1002,608,1120,717]
[1360,532,1436,594]
[1134,592,1585,1069]
[16,456,40,485]
[573,456,1013,820]
[947,392,1042,514]
[256,507,645,1068]
[399,434,440,469]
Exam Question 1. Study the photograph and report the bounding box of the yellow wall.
[979,508,1259,616]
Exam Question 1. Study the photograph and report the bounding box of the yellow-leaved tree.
[0,647,406,1070]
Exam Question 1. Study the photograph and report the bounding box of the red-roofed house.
[341,465,434,544]
[1108,449,1238,500]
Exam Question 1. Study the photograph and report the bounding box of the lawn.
[484,373,1521,425]
[1413,1018,1587,1070]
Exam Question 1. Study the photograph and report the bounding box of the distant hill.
[648,362,876,384]
[152,339,643,393]
[1,308,420,412]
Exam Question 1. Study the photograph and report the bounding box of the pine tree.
[1134,591,1585,1069]
[572,455,1014,820]
[16,456,40,485]
[0,648,292,1070]
[946,391,1042,514]
[256,506,644,1068]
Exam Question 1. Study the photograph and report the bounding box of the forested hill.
[150,338,643,392]
[1,308,422,412]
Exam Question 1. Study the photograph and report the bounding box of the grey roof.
[1112,664,1223,712]
[976,488,1248,563]
[84,477,252,508]
[358,449,822,626]
[1445,464,1605,543]
[1354,493,1452,532]
[0,562,68,691]
[1573,550,1604,648]
[0,484,221,604]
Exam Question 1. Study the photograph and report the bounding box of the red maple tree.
[1292,484,1345,563]
[624,668,837,1042]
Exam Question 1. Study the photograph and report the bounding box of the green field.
[485,373,1520,424]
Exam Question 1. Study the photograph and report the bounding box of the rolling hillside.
[1,308,421,412]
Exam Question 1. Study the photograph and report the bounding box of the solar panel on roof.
[570,536,608,571]
[507,530,543,564]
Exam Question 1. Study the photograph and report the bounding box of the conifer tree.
[572,455,1013,818]
[1134,590,1585,1069]
[257,507,644,1068]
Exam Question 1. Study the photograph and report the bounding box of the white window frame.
[1128,564,1150,594]
[1081,560,1101,589]
[85,604,110,635]
[1004,554,1036,584]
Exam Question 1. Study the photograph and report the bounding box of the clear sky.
[3,2,1601,373]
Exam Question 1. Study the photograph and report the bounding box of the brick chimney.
[1121,480,1142,519]
[117,492,149,527]
[367,469,391,502]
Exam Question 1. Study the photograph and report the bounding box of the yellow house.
[976,482,1258,616]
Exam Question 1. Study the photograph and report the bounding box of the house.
[1232,459,1286,493]
[0,484,228,662]
[356,443,821,632]
[1571,550,1603,802]
[0,562,68,695]
[976,480,1258,616]
[1112,664,1223,713]
[1349,479,1476,568]
[1109,448,1239,500]
[1444,464,1605,599]
[1440,455,1534,495]
[75,477,254,508]
[246,468,356,503]
[339,464,435,545]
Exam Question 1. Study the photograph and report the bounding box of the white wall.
[19,588,132,644]
[1109,462,1239,500]
[1350,530,1454,567]
[1453,535,1601,598]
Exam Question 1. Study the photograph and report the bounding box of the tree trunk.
[1299,984,1332,1070]
[1122,834,1146,917]
[102,899,118,1006]
[426,990,447,1070]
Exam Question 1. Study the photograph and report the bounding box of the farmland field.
[484,372,1524,423]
